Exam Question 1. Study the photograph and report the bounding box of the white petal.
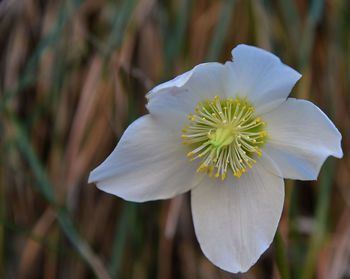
[191,163,284,273]
[223,44,302,114]
[89,115,202,202]
[261,98,343,180]
[146,63,226,130]
[146,69,193,100]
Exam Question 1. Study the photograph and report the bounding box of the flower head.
[89,44,343,273]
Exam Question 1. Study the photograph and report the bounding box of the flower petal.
[191,162,284,273]
[146,62,226,130]
[89,115,202,202]
[223,44,302,114]
[261,98,343,180]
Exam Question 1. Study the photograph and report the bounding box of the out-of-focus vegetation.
[0,0,349,278]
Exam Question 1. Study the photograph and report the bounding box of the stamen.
[182,95,267,180]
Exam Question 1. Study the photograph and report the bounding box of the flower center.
[182,96,267,180]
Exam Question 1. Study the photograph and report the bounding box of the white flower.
[89,44,343,273]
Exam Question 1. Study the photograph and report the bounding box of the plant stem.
[274,229,291,279]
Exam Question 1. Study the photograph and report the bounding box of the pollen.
[181,96,267,180]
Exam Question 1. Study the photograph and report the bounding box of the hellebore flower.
[89,44,343,273]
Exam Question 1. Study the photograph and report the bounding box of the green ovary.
[209,125,235,148]
[182,95,267,180]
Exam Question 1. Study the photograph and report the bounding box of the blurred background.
[0,0,349,278]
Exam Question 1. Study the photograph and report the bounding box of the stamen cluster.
[182,96,267,180]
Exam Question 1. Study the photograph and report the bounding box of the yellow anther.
[248,162,252,168]
[235,171,242,178]
[183,140,189,144]
[195,107,200,113]
[256,117,261,122]
[185,124,190,128]
[187,152,194,157]
[181,135,188,139]
[182,129,187,133]
[212,113,216,117]
[221,173,227,180]
[261,131,267,137]
[255,150,262,158]
[214,172,220,178]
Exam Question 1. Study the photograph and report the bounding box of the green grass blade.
[108,203,137,278]
[206,0,235,61]
[6,112,110,278]
[163,0,193,75]
[104,0,139,60]
[298,0,325,69]
[274,229,291,279]
[300,159,335,279]
[277,0,300,44]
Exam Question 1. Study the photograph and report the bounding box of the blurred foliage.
[0,0,349,278]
